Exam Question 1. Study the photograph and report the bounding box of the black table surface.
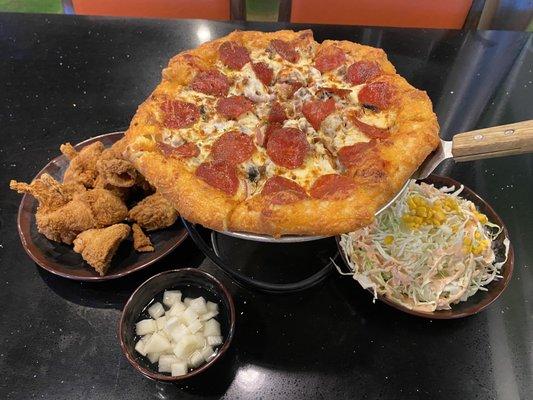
[0,13,532,400]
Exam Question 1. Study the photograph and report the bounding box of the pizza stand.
[183,220,337,292]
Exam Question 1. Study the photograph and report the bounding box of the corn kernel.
[384,235,394,245]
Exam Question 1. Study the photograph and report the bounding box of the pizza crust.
[122,29,439,236]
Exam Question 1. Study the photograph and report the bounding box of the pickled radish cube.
[155,316,167,331]
[135,340,147,356]
[147,352,161,364]
[188,350,204,368]
[201,346,215,362]
[189,297,208,314]
[144,332,171,353]
[142,333,152,343]
[173,335,204,358]
[171,361,188,377]
[159,329,172,341]
[206,301,218,313]
[148,302,165,319]
[136,319,157,336]
[203,319,221,337]
[207,335,223,346]
[165,316,181,332]
[163,290,182,307]
[158,355,179,373]
[167,301,186,317]
[182,307,199,325]
[183,297,192,306]
[188,319,203,334]
[200,311,219,322]
[193,334,207,350]
[169,324,189,342]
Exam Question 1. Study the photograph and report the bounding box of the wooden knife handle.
[451,120,533,162]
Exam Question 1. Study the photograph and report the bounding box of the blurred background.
[0,0,531,30]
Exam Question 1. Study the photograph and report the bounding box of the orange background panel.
[72,0,230,20]
[291,0,473,29]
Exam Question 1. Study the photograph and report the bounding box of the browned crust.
[122,30,439,236]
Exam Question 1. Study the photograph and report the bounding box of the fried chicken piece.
[59,143,78,160]
[93,174,130,201]
[61,141,104,188]
[36,200,96,244]
[10,173,85,213]
[10,175,128,244]
[96,147,138,188]
[132,223,154,252]
[128,193,178,231]
[73,223,131,276]
[10,174,93,243]
[74,188,128,227]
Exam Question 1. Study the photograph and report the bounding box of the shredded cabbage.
[339,181,508,312]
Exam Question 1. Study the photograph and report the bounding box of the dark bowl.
[336,174,514,319]
[16,132,188,281]
[118,268,236,382]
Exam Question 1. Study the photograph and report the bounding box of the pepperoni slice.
[314,46,346,73]
[302,98,336,130]
[358,81,395,110]
[270,39,300,63]
[195,160,238,195]
[266,127,309,169]
[351,117,388,139]
[252,62,273,86]
[157,142,200,159]
[262,176,307,195]
[216,96,254,119]
[161,100,200,129]
[310,174,356,200]
[211,131,255,164]
[316,87,352,99]
[190,70,230,97]
[287,81,304,97]
[346,61,382,85]
[262,176,308,205]
[262,122,283,147]
[338,141,376,168]
[268,102,287,123]
[218,41,250,70]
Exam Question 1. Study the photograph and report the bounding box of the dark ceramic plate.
[16,132,188,281]
[336,174,514,319]
[118,268,236,382]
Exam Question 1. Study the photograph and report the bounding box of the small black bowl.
[118,268,236,381]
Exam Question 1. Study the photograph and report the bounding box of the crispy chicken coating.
[74,189,128,227]
[10,173,85,213]
[73,223,131,276]
[128,193,178,231]
[35,201,96,244]
[96,147,138,188]
[10,175,128,244]
[132,223,154,252]
[93,174,130,201]
[61,141,104,188]
[10,174,93,243]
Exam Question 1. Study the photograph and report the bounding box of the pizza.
[120,29,439,236]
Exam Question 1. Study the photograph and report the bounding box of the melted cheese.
[359,110,396,129]
[155,41,399,199]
